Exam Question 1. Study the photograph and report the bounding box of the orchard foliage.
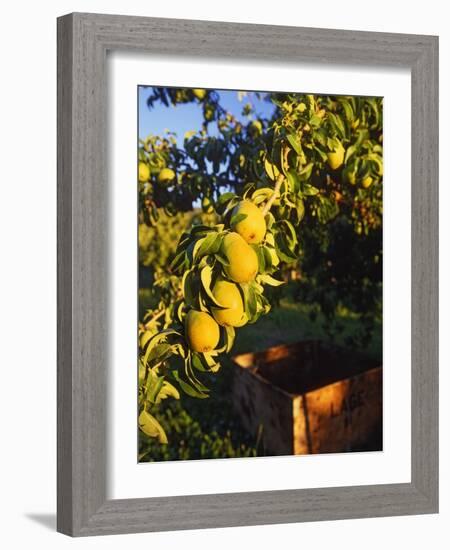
[138,87,383,444]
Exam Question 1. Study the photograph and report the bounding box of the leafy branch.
[262,174,284,216]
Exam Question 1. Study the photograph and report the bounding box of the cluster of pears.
[185,200,267,353]
[138,161,176,185]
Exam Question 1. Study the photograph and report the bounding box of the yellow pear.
[202,196,214,214]
[222,232,258,283]
[193,88,206,100]
[362,176,374,188]
[231,200,266,244]
[157,168,176,185]
[327,143,345,170]
[139,162,150,182]
[212,280,245,327]
[185,310,220,353]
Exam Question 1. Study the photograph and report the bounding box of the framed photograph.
[57,13,438,536]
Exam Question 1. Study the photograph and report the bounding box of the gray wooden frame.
[57,12,439,537]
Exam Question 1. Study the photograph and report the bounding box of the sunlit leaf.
[264,157,280,181]
[157,380,180,401]
[200,265,226,307]
[143,329,180,367]
[286,133,302,156]
[172,371,209,399]
[224,325,235,353]
[139,410,168,444]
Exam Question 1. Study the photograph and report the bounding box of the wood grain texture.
[57,12,439,536]
[232,342,382,456]
[410,35,439,507]
[232,356,294,455]
[57,13,74,535]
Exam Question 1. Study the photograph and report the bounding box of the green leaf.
[202,351,220,372]
[138,410,168,444]
[303,183,319,196]
[344,144,357,164]
[172,371,209,399]
[139,330,153,351]
[200,265,225,307]
[146,373,165,404]
[345,129,369,163]
[286,170,300,194]
[169,250,186,273]
[214,252,230,267]
[192,353,208,372]
[313,145,328,162]
[251,187,274,205]
[172,342,187,359]
[295,198,305,223]
[185,355,210,392]
[274,230,297,263]
[286,133,302,156]
[367,153,383,175]
[327,112,346,139]
[259,274,285,287]
[262,246,273,270]
[278,220,297,248]
[138,361,146,383]
[196,232,221,259]
[157,380,180,401]
[264,157,280,181]
[192,237,207,262]
[258,293,272,314]
[191,224,215,235]
[145,343,173,369]
[265,211,275,230]
[143,329,180,367]
[339,98,355,123]
[230,212,248,227]
[309,114,323,128]
[313,128,328,147]
[298,162,314,182]
[252,244,266,273]
[327,136,342,152]
[217,192,237,206]
[224,325,235,353]
[198,296,210,313]
[182,270,200,309]
[241,283,257,320]
[366,98,381,129]
[176,301,185,323]
[242,182,257,200]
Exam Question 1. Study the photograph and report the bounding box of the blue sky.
[138,87,276,143]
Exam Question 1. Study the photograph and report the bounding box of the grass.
[235,297,381,360]
[139,297,382,462]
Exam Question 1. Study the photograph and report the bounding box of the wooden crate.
[231,341,382,456]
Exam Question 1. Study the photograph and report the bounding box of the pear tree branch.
[262,174,284,216]
[144,309,165,328]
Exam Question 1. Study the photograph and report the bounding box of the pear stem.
[262,174,284,216]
